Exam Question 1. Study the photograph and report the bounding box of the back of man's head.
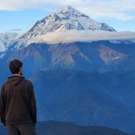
[9,59,23,74]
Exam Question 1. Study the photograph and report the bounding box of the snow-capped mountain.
[24,6,115,38]
[0,32,19,53]
[12,6,116,49]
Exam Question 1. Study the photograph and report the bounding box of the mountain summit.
[10,6,117,50]
[22,6,116,39]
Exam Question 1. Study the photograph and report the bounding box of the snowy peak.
[0,32,19,52]
[22,6,116,39]
[55,6,90,20]
[11,6,118,50]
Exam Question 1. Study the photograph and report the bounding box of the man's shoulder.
[1,80,8,88]
[25,79,33,83]
[24,79,33,86]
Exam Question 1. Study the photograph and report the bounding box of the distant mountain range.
[0,32,19,53]
[0,121,130,135]
[0,6,135,135]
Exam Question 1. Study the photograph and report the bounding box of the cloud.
[68,0,135,21]
[29,31,135,44]
[0,0,135,21]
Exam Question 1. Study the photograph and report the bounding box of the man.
[0,59,37,135]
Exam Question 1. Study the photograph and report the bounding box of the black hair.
[9,59,23,74]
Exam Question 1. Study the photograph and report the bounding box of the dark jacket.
[0,75,37,126]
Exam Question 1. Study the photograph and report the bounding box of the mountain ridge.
[0,121,130,135]
[10,6,116,50]
[23,6,116,39]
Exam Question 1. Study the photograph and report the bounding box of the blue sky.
[0,9,53,33]
[0,0,135,33]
